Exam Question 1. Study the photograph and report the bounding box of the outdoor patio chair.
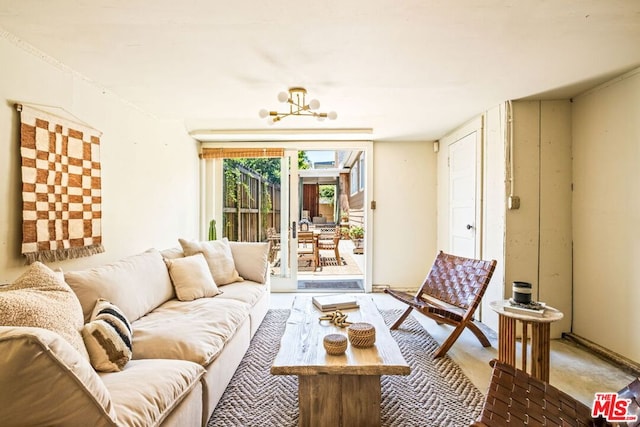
[297,230,318,270]
[384,250,497,358]
[266,227,281,263]
[317,227,341,266]
[472,359,610,427]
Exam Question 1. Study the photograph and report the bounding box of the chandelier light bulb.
[308,99,320,110]
[258,109,269,119]
[327,111,338,120]
[277,91,289,103]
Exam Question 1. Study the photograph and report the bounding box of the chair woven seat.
[472,359,611,427]
[385,251,496,358]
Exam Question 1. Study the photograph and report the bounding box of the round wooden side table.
[489,300,563,382]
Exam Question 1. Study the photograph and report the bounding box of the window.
[350,162,359,195]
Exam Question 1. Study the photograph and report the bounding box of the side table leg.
[521,321,528,372]
[498,315,516,367]
[531,323,551,382]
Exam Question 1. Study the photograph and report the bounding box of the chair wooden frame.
[297,230,318,271]
[316,227,341,266]
[385,251,497,358]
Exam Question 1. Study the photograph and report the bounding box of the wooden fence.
[223,164,280,242]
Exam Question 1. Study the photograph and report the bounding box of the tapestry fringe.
[24,244,105,265]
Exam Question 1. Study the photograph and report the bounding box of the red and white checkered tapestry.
[19,105,104,263]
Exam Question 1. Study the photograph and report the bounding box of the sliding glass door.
[201,141,373,293]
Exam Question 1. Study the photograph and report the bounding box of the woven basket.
[347,322,376,348]
[323,333,348,355]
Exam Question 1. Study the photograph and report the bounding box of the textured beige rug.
[208,309,484,427]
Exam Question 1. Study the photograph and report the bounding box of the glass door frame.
[200,140,374,293]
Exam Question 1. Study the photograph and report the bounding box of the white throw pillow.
[82,299,132,372]
[165,253,222,301]
[178,238,243,286]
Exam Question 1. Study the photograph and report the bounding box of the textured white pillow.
[0,262,89,361]
[82,299,132,372]
[179,238,243,285]
[165,253,222,301]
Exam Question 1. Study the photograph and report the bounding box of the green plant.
[349,226,364,240]
[208,219,217,240]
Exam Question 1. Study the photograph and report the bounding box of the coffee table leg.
[298,374,381,427]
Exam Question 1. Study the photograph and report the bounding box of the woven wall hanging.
[17,104,104,263]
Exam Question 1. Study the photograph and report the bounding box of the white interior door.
[449,132,478,258]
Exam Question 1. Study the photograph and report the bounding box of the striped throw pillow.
[82,299,132,372]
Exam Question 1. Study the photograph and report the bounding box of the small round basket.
[323,333,348,355]
[347,322,376,348]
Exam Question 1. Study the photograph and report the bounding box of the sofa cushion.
[0,326,117,426]
[179,238,243,285]
[0,262,89,360]
[82,299,133,372]
[100,359,204,427]
[165,253,222,301]
[160,247,185,260]
[215,281,269,307]
[65,249,175,323]
[132,297,250,365]
[228,241,270,284]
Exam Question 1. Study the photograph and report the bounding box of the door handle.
[292,222,297,238]
[466,224,473,230]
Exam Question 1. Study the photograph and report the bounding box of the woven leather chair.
[384,251,496,358]
[618,377,640,427]
[472,359,610,427]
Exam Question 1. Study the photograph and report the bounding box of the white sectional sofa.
[0,239,270,426]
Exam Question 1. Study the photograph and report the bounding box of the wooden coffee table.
[271,295,410,427]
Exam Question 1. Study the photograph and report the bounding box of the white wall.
[481,105,507,331]
[372,140,436,289]
[0,34,200,282]
[505,100,573,337]
[572,68,640,361]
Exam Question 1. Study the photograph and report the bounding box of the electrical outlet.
[508,196,520,210]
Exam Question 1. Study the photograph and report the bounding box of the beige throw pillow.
[82,299,133,372]
[228,241,269,284]
[179,238,243,285]
[166,253,222,301]
[0,262,89,361]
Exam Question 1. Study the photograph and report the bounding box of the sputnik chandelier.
[259,87,337,124]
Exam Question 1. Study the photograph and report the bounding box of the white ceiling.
[0,1,638,141]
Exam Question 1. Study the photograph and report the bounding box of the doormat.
[297,279,363,290]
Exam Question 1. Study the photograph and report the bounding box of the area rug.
[270,251,363,276]
[297,279,363,290]
[207,309,484,427]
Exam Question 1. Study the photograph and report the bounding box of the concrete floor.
[269,292,636,407]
